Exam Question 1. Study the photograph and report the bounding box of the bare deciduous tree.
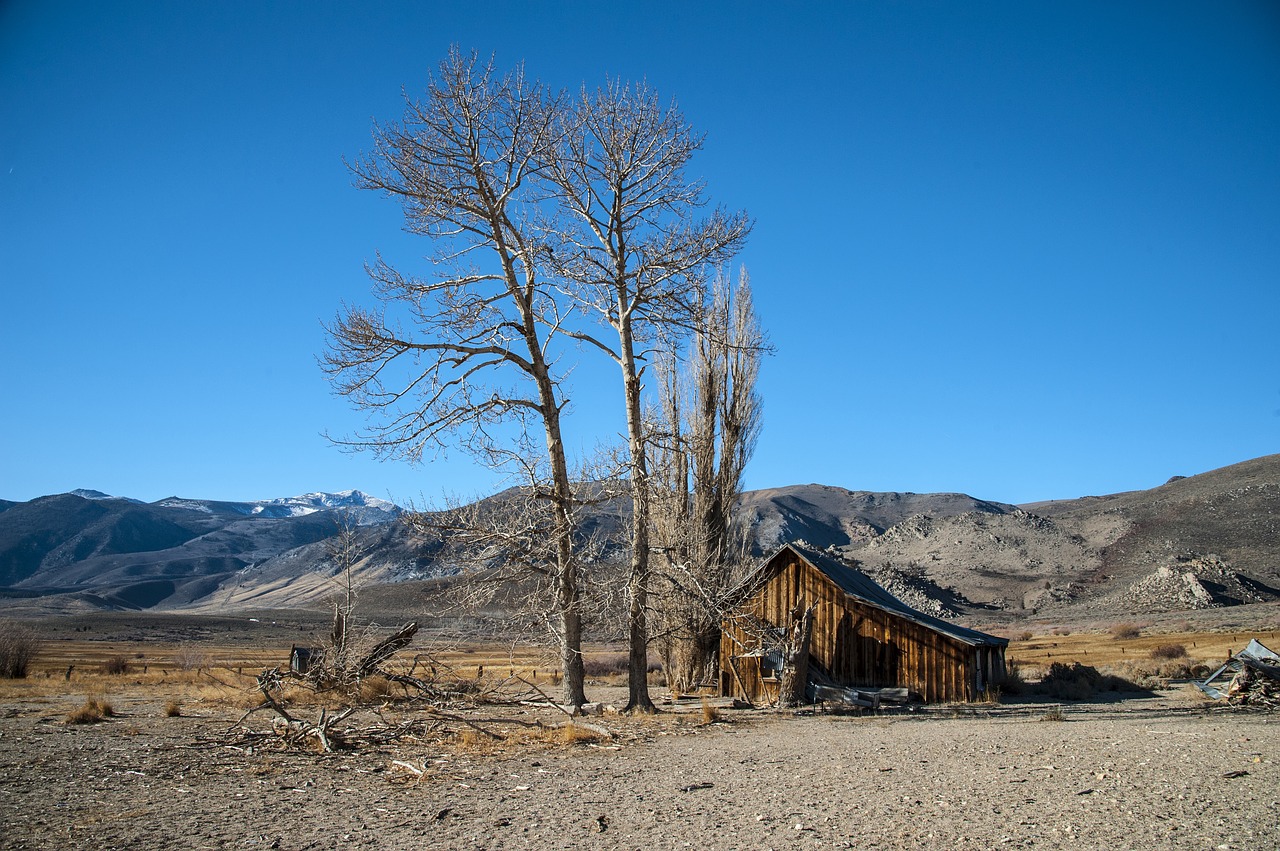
[322,48,589,707]
[325,53,754,712]
[545,82,751,712]
[405,475,626,663]
[652,268,765,693]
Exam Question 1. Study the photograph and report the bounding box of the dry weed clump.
[67,696,115,724]
[357,675,397,703]
[1040,705,1066,722]
[548,722,605,745]
[164,700,183,718]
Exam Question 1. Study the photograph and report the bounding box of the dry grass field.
[1007,627,1280,669]
[6,613,1279,726]
[2,613,1278,849]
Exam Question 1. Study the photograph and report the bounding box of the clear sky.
[2,1,1277,507]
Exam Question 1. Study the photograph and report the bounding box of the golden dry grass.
[66,696,115,724]
[556,722,605,744]
[1006,628,1279,669]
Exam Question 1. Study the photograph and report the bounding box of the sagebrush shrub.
[582,654,629,677]
[1035,662,1143,700]
[1110,623,1142,641]
[995,662,1026,696]
[0,620,40,678]
[100,656,130,675]
[171,646,211,671]
[1149,643,1188,660]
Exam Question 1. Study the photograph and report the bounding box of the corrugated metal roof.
[750,543,1008,648]
[1196,638,1280,699]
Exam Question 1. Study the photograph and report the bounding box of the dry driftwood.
[356,622,419,678]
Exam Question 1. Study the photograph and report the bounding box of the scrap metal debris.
[1195,639,1280,707]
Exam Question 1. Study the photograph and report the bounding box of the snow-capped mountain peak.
[257,490,401,517]
[147,491,403,524]
[69,489,144,504]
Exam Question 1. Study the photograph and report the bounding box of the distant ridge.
[1,456,1277,621]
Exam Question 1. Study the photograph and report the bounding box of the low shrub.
[100,656,131,675]
[1109,657,1207,687]
[171,646,211,671]
[1149,643,1188,660]
[995,662,1026,696]
[1110,623,1142,641]
[0,620,40,679]
[1016,631,1034,642]
[583,654,630,677]
[164,700,183,718]
[1035,662,1144,700]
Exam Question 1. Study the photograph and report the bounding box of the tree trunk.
[620,319,656,714]
[777,600,816,708]
[533,361,587,709]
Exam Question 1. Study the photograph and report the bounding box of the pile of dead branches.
[1227,665,1280,709]
[228,621,614,754]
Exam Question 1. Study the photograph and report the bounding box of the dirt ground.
[1,681,1276,851]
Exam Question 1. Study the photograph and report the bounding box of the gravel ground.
[1,691,1276,851]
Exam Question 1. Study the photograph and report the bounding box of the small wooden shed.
[289,645,322,674]
[720,543,1008,704]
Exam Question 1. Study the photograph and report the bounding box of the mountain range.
[2,455,1277,624]
[0,490,401,611]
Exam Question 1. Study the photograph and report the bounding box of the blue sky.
[2,1,1277,507]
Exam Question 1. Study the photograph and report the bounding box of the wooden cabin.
[289,645,321,675]
[720,543,1008,704]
